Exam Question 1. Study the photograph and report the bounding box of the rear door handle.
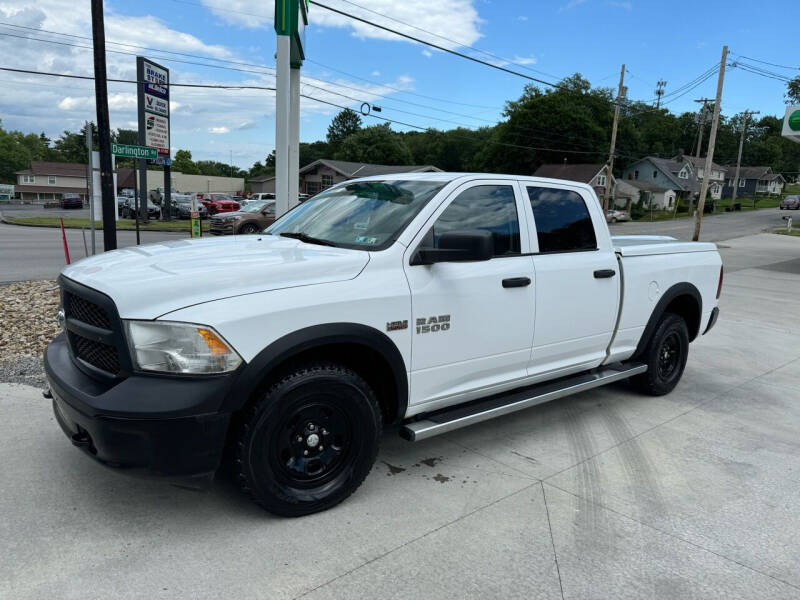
[502,277,531,288]
[594,269,616,279]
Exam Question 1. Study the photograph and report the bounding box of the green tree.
[0,120,52,183]
[326,109,362,150]
[299,140,330,166]
[172,149,199,174]
[336,123,413,165]
[786,77,800,105]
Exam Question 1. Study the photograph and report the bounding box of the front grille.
[61,281,125,377]
[65,292,112,329]
[72,335,121,374]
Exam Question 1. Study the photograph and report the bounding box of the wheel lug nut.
[308,423,316,431]
[303,450,309,456]
[296,435,303,442]
[319,445,324,451]
[321,428,328,435]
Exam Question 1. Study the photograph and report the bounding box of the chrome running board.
[400,363,647,442]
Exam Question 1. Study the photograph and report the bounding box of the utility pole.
[654,79,667,108]
[689,98,714,213]
[731,110,759,205]
[90,0,117,251]
[603,63,625,213]
[693,45,728,242]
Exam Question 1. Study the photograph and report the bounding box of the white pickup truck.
[45,173,722,516]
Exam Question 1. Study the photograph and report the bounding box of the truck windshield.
[265,180,446,250]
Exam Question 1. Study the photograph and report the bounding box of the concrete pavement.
[1,232,800,599]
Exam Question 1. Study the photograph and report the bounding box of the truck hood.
[61,235,369,319]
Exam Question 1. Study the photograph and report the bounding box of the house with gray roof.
[721,166,785,198]
[532,163,614,201]
[621,154,727,202]
[297,159,441,196]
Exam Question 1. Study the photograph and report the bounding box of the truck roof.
[346,171,595,192]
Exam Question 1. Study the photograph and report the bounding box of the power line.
[330,0,562,80]
[308,1,563,88]
[733,54,799,72]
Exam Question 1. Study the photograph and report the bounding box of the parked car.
[45,173,722,516]
[209,200,276,235]
[195,193,240,215]
[60,193,83,209]
[119,198,161,220]
[606,209,630,223]
[249,193,276,202]
[164,197,209,220]
[779,195,800,210]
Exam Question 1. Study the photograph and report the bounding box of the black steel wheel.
[235,363,381,516]
[632,312,689,396]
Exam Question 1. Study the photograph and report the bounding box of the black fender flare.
[633,282,702,358]
[224,323,408,421]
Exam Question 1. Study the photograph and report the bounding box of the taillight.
[716,265,724,299]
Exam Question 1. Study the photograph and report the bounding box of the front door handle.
[594,269,616,279]
[502,277,531,288]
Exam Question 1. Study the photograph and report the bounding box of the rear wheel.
[632,312,689,396]
[239,223,260,234]
[235,363,381,516]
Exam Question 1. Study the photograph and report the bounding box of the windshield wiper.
[279,232,338,247]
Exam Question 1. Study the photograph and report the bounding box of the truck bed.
[612,235,718,257]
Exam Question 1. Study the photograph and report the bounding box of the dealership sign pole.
[274,0,308,217]
[136,56,171,222]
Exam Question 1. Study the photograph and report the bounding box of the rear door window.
[526,186,597,253]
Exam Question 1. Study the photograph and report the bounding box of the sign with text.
[111,143,157,160]
[137,57,170,156]
[782,105,800,144]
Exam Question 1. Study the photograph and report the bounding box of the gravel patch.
[0,280,60,388]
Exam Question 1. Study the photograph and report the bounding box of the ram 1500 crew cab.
[45,173,722,516]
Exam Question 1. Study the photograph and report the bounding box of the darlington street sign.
[111,143,157,160]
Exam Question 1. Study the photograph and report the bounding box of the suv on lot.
[210,200,276,235]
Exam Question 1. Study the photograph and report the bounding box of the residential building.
[297,159,441,196]
[621,155,727,202]
[532,163,615,200]
[615,180,676,211]
[14,161,89,202]
[721,166,785,198]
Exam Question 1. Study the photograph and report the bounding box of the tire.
[239,223,260,235]
[611,217,618,223]
[631,312,689,396]
[234,363,382,516]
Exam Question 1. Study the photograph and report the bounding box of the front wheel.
[239,223,260,235]
[632,312,689,396]
[234,363,381,516]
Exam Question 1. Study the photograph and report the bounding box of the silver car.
[606,209,630,223]
[779,195,800,210]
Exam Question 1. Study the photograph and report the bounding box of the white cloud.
[421,49,433,58]
[512,56,537,66]
[609,1,632,8]
[560,0,587,10]
[199,0,271,29]
[371,70,381,77]
[517,16,529,21]
[209,126,230,134]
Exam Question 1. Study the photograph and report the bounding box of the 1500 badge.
[416,315,451,334]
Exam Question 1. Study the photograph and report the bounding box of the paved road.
[2,233,800,598]
[0,221,185,282]
[609,207,791,242]
[1,206,792,283]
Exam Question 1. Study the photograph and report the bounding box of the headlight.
[125,321,242,374]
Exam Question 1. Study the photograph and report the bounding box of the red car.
[194,193,240,215]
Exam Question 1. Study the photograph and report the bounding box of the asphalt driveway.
[2,233,800,599]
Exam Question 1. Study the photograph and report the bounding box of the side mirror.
[411,230,493,265]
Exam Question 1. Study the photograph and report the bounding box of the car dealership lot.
[1,233,800,599]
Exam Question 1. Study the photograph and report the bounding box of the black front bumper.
[45,334,237,479]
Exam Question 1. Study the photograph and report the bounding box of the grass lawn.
[2,215,209,233]
[630,194,784,221]
[774,228,800,237]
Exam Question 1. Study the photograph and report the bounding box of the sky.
[0,0,797,169]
